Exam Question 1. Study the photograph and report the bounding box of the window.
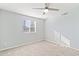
[24,19,36,32]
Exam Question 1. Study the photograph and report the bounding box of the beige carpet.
[0,40,79,56]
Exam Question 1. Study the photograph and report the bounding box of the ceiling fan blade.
[32,8,45,10]
[48,8,59,11]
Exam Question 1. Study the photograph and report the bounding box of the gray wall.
[46,6,79,48]
[0,10,45,50]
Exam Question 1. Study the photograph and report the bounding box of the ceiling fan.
[33,3,59,15]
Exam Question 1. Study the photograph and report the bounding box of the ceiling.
[0,3,79,19]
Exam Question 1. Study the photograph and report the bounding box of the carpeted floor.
[0,40,79,56]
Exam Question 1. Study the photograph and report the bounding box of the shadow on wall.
[54,30,70,47]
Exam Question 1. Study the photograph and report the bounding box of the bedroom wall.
[0,9,45,50]
[45,6,79,48]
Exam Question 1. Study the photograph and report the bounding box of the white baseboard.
[0,39,79,52]
[46,39,79,51]
[0,39,44,52]
[46,40,63,46]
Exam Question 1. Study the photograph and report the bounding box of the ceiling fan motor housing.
[45,7,48,9]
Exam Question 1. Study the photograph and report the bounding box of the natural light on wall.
[54,30,70,47]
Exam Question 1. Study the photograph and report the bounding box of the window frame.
[23,19,36,33]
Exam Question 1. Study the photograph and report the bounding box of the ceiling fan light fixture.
[44,9,48,13]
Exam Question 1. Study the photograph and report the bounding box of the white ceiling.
[0,3,79,19]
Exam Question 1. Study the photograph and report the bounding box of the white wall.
[0,9,45,50]
[1,5,79,50]
[46,6,79,48]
